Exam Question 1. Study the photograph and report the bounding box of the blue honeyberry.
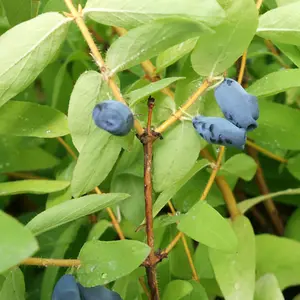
[246,94,259,121]
[78,283,122,300]
[92,100,134,136]
[192,116,246,149]
[52,275,81,300]
[214,78,259,131]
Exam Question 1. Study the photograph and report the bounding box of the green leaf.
[274,43,300,68]
[162,280,193,300]
[238,188,300,214]
[156,38,198,72]
[76,240,150,286]
[257,2,300,45]
[125,77,184,107]
[0,268,25,300]
[285,208,300,242]
[0,101,69,138]
[287,154,300,180]
[111,175,145,225]
[84,0,225,29]
[256,234,300,289]
[0,211,38,273]
[68,71,109,152]
[220,154,257,181]
[106,18,213,75]
[26,193,129,235]
[0,136,59,172]
[182,281,209,300]
[247,69,300,97]
[191,0,258,76]
[254,274,284,300]
[71,129,122,197]
[0,180,70,196]
[248,99,300,150]
[209,216,256,300]
[1,0,31,26]
[153,122,202,192]
[194,244,214,279]
[178,201,238,252]
[0,12,70,108]
[40,220,83,300]
[87,220,111,241]
[152,159,210,218]
[46,161,75,209]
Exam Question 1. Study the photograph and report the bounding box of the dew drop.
[101,273,107,279]
[90,265,96,272]
[46,130,51,134]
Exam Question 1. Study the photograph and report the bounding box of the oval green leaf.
[162,280,193,300]
[71,129,122,198]
[191,0,258,76]
[106,18,213,75]
[0,101,69,138]
[26,193,129,235]
[257,2,300,45]
[254,274,284,300]
[76,240,150,286]
[84,0,225,29]
[209,216,256,300]
[0,13,70,108]
[256,234,300,289]
[178,201,238,252]
[0,211,38,274]
[0,180,70,196]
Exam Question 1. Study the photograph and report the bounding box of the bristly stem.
[143,97,160,300]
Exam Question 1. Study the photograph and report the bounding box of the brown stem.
[247,146,284,235]
[143,97,160,300]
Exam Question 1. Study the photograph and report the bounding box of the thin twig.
[163,232,183,254]
[57,137,78,160]
[200,149,241,219]
[246,140,287,163]
[166,201,199,281]
[139,277,151,299]
[143,97,160,300]
[237,51,247,85]
[155,80,210,134]
[21,257,80,267]
[247,146,284,235]
[199,147,225,201]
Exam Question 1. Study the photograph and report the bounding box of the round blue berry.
[214,78,259,131]
[52,275,81,300]
[192,116,247,149]
[78,283,122,300]
[92,100,134,136]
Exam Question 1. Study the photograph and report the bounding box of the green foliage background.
[1,0,300,299]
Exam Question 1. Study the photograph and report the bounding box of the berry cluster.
[52,274,122,300]
[192,78,259,149]
[91,79,258,151]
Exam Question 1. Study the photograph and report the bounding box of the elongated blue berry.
[52,275,81,300]
[214,78,259,131]
[92,100,134,136]
[192,116,246,149]
[78,283,122,300]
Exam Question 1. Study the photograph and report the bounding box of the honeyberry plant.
[2,0,300,299]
